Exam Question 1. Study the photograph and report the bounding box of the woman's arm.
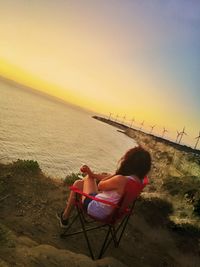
[80,165,112,181]
[98,175,125,193]
[92,172,113,181]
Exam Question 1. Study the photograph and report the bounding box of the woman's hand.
[80,165,93,176]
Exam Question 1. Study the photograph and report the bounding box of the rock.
[0,231,127,267]
[18,236,38,247]
[26,244,127,267]
[0,259,9,267]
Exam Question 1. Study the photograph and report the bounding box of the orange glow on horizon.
[0,58,110,113]
[0,57,197,146]
[0,58,151,119]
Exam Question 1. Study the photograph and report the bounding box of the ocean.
[0,80,137,179]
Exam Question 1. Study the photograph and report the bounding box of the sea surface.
[0,80,137,179]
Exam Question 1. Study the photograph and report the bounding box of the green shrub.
[168,221,200,237]
[0,178,5,196]
[184,188,197,203]
[63,172,82,185]
[162,176,200,198]
[12,159,41,175]
[0,224,14,247]
[162,176,182,196]
[193,196,200,216]
[136,197,173,227]
[162,175,200,218]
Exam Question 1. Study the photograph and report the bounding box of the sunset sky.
[0,0,199,145]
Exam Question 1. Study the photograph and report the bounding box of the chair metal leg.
[60,194,136,259]
[77,206,95,260]
[60,214,79,238]
[98,225,112,259]
[110,226,118,247]
[98,224,126,259]
[116,214,131,247]
[99,214,131,251]
[115,204,136,247]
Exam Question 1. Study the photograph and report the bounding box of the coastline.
[1,120,200,266]
[92,115,200,155]
[92,115,200,178]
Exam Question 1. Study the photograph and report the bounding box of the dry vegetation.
[0,152,200,267]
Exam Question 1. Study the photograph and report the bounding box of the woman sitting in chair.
[57,146,151,228]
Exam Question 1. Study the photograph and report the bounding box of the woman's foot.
[56,211,69,228]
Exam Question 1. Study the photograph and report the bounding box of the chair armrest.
[70,186,119,208]
[143,176,149,185]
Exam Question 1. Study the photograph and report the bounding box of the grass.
[0,164,10,198]
[11,159,41,175]
[0,224,15,248]
[168,221,200,236]
[136,197,174,227]
[162,175,200,217]
[0,178,6,197]
[62,172,83,185]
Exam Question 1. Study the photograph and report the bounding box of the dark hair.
[115,146,151,180]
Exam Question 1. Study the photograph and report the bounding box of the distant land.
[93,115,200,156]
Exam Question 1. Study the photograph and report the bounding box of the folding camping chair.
[60,176,149,259]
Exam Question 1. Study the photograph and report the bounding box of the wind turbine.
[175,130,181,143]
[162,127,168,138]
[121,115,126,125]
[178,126,187,144]
[139,120,144,130]
[149,125,156,134]
[194,131,200,149]
[129,117,135,128]
[115,114,119,122]
[108,112,112,121]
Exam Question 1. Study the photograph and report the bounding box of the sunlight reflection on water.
[0,82,137,179]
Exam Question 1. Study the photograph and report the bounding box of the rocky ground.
[1,119,200,267]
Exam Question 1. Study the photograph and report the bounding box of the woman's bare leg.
[62,174,98,220]
[62,179,83,219]
[82,174,98,201]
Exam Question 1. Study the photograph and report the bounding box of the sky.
[0,0,200,147]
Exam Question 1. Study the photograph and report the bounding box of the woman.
[57,146,151,228]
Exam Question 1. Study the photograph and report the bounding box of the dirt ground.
[0,162,200,267]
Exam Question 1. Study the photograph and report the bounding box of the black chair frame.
[60,193,136,260]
